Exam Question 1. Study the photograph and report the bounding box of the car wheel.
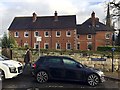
[87,74,100,86]
[36,71,48,83]
[0,70,5,80]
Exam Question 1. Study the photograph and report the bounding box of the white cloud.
[0,0,111,35]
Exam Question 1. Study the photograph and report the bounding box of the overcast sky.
[0,0,116,37]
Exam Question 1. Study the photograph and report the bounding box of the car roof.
[40,55,72,59]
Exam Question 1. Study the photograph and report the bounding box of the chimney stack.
[54,11,58,21]
[91,11,95,27]
[33,12,37,22]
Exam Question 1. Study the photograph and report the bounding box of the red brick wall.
[9,29,76,50]
[77,34,96,51]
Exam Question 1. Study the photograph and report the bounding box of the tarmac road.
[1,65,120,89]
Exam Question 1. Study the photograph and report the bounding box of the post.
[36,36,42,56]
[111,33,115,72]
[111,48,114,72]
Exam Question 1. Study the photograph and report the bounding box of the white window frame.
[14,32,19,37]
[77,43,80,50]
[105,33,111,39]
[34,31,39,37]
[77,35,80,39]
[66,31,71,37]
[87,34,92,39]
[87,42,92,50]
[56,31,61,37]
[24,32,29,37]
[66,43,71,50]
[44,43,49,49]
[56,43,61,50]
[44,31,49,37]
[24,43,28,47]
[34,43,39,49]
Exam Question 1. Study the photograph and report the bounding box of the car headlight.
[96,71,104,77]
[3,63,15,67]
[3,63,17,73]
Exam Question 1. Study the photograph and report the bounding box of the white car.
[0,55,23,80]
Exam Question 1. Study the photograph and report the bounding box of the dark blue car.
[32,56,105,86]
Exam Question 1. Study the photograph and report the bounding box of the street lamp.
[36,36,42,56]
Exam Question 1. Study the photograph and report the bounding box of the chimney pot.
[54,11,58,21]
[33,12,37,22]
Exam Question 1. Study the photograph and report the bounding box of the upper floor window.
[56,31,61,37]
[56,43,61,49]
[66,31,71,37]
[44,31,49,37]
[96,25,99,27]
[87,34,92,39]
[14,32,19,37]
[34,31,39,37]
[105,33,111,39]
[24,32,29,37]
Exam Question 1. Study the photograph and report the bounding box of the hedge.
[97,46,120,52]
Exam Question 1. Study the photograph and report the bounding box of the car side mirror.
[76,64,83,68]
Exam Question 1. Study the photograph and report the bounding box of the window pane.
[56,31,60,36]
[45,58,62,65]
[56,43,60,49]
[63,59,77,67]
[67,43,71,49]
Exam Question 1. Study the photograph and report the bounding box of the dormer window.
[88,25,91,28]
[96,25,99,27]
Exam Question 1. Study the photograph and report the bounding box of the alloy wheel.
[36,71,48,83]
[87,74,99,86]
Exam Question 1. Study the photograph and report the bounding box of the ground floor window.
[34,43,39,49]
[56,43,61,49]
[77,43,80,50]
[66,43,71,50]
[87,42,92,50]
[44,43,49,49]
[24,43,28,48]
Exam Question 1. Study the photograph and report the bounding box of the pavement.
[104,71,120,81]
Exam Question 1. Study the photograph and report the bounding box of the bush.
[97,46,120,52]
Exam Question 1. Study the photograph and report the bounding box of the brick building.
[8,11,77,50]
[8,10,114,51]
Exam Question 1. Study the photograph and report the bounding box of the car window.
[44,57,62,65]
[0,56,4,60]
[63,58,77,67]
[0,55,9,60]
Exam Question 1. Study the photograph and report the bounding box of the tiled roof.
[8,15,76,30]
[77,18,114,35]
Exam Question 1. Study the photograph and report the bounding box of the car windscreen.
[0,55,9,60]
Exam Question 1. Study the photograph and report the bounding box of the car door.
[63,58,85,81]
[45,57,65,79]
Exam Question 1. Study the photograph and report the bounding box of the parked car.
[0,55,23,80]
[32,56,105,86]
